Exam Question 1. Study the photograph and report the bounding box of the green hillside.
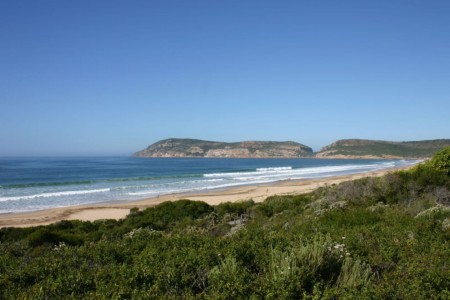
[1,148,449,299]
[317,139,450,158]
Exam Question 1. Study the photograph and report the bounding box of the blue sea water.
[0,157,420,213]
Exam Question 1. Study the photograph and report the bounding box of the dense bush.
[425,146,450,174]
[0,151,449,298]
[124,199,213,231]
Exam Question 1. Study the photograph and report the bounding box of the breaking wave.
[0,188,110,202]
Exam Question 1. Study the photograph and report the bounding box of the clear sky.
[1,1,449,156]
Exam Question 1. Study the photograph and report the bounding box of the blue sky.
[1,1,449,156]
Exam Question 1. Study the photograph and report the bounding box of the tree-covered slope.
[1,148,449,299]
[133,138,313,158]
[316,138,450,159]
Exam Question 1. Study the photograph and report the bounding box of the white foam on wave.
[0,188,110,202]
[256,166,293,172]
[204,166,294,178]
[112,178,224,191]
[126,179,226,196]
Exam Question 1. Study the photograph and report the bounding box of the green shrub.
[337,257,372,288]
[208,256,251,299]
[425,146,450,174]
[215,200,254,217]
[124,199,213,230]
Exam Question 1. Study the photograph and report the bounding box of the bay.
[0,157,419,213]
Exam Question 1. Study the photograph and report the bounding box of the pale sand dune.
[66,208,131,222]
[0,167,410,228]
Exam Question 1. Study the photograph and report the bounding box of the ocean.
[0,157,420,213]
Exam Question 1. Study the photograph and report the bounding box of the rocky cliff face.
[316,139,450,159]
[133,138,313,158]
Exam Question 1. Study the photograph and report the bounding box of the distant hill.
[315,139,450,159]
[133,138,313,158]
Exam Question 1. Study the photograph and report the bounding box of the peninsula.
[133,138,313,158]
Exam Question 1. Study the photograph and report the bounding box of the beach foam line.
[112,178,224,191]
[106,174,203,182]
[0,188,110,202]
[204,166,294,178]
[256,166,293,172]
[126,180,275,196]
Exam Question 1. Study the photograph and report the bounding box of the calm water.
[0,157,420,213]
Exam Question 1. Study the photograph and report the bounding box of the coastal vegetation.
[0,147,449,299]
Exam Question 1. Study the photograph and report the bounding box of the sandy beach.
[0,167,408,228]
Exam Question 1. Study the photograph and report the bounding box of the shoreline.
[0,166,411,228]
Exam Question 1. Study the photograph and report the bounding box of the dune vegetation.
[1,148,449,299]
